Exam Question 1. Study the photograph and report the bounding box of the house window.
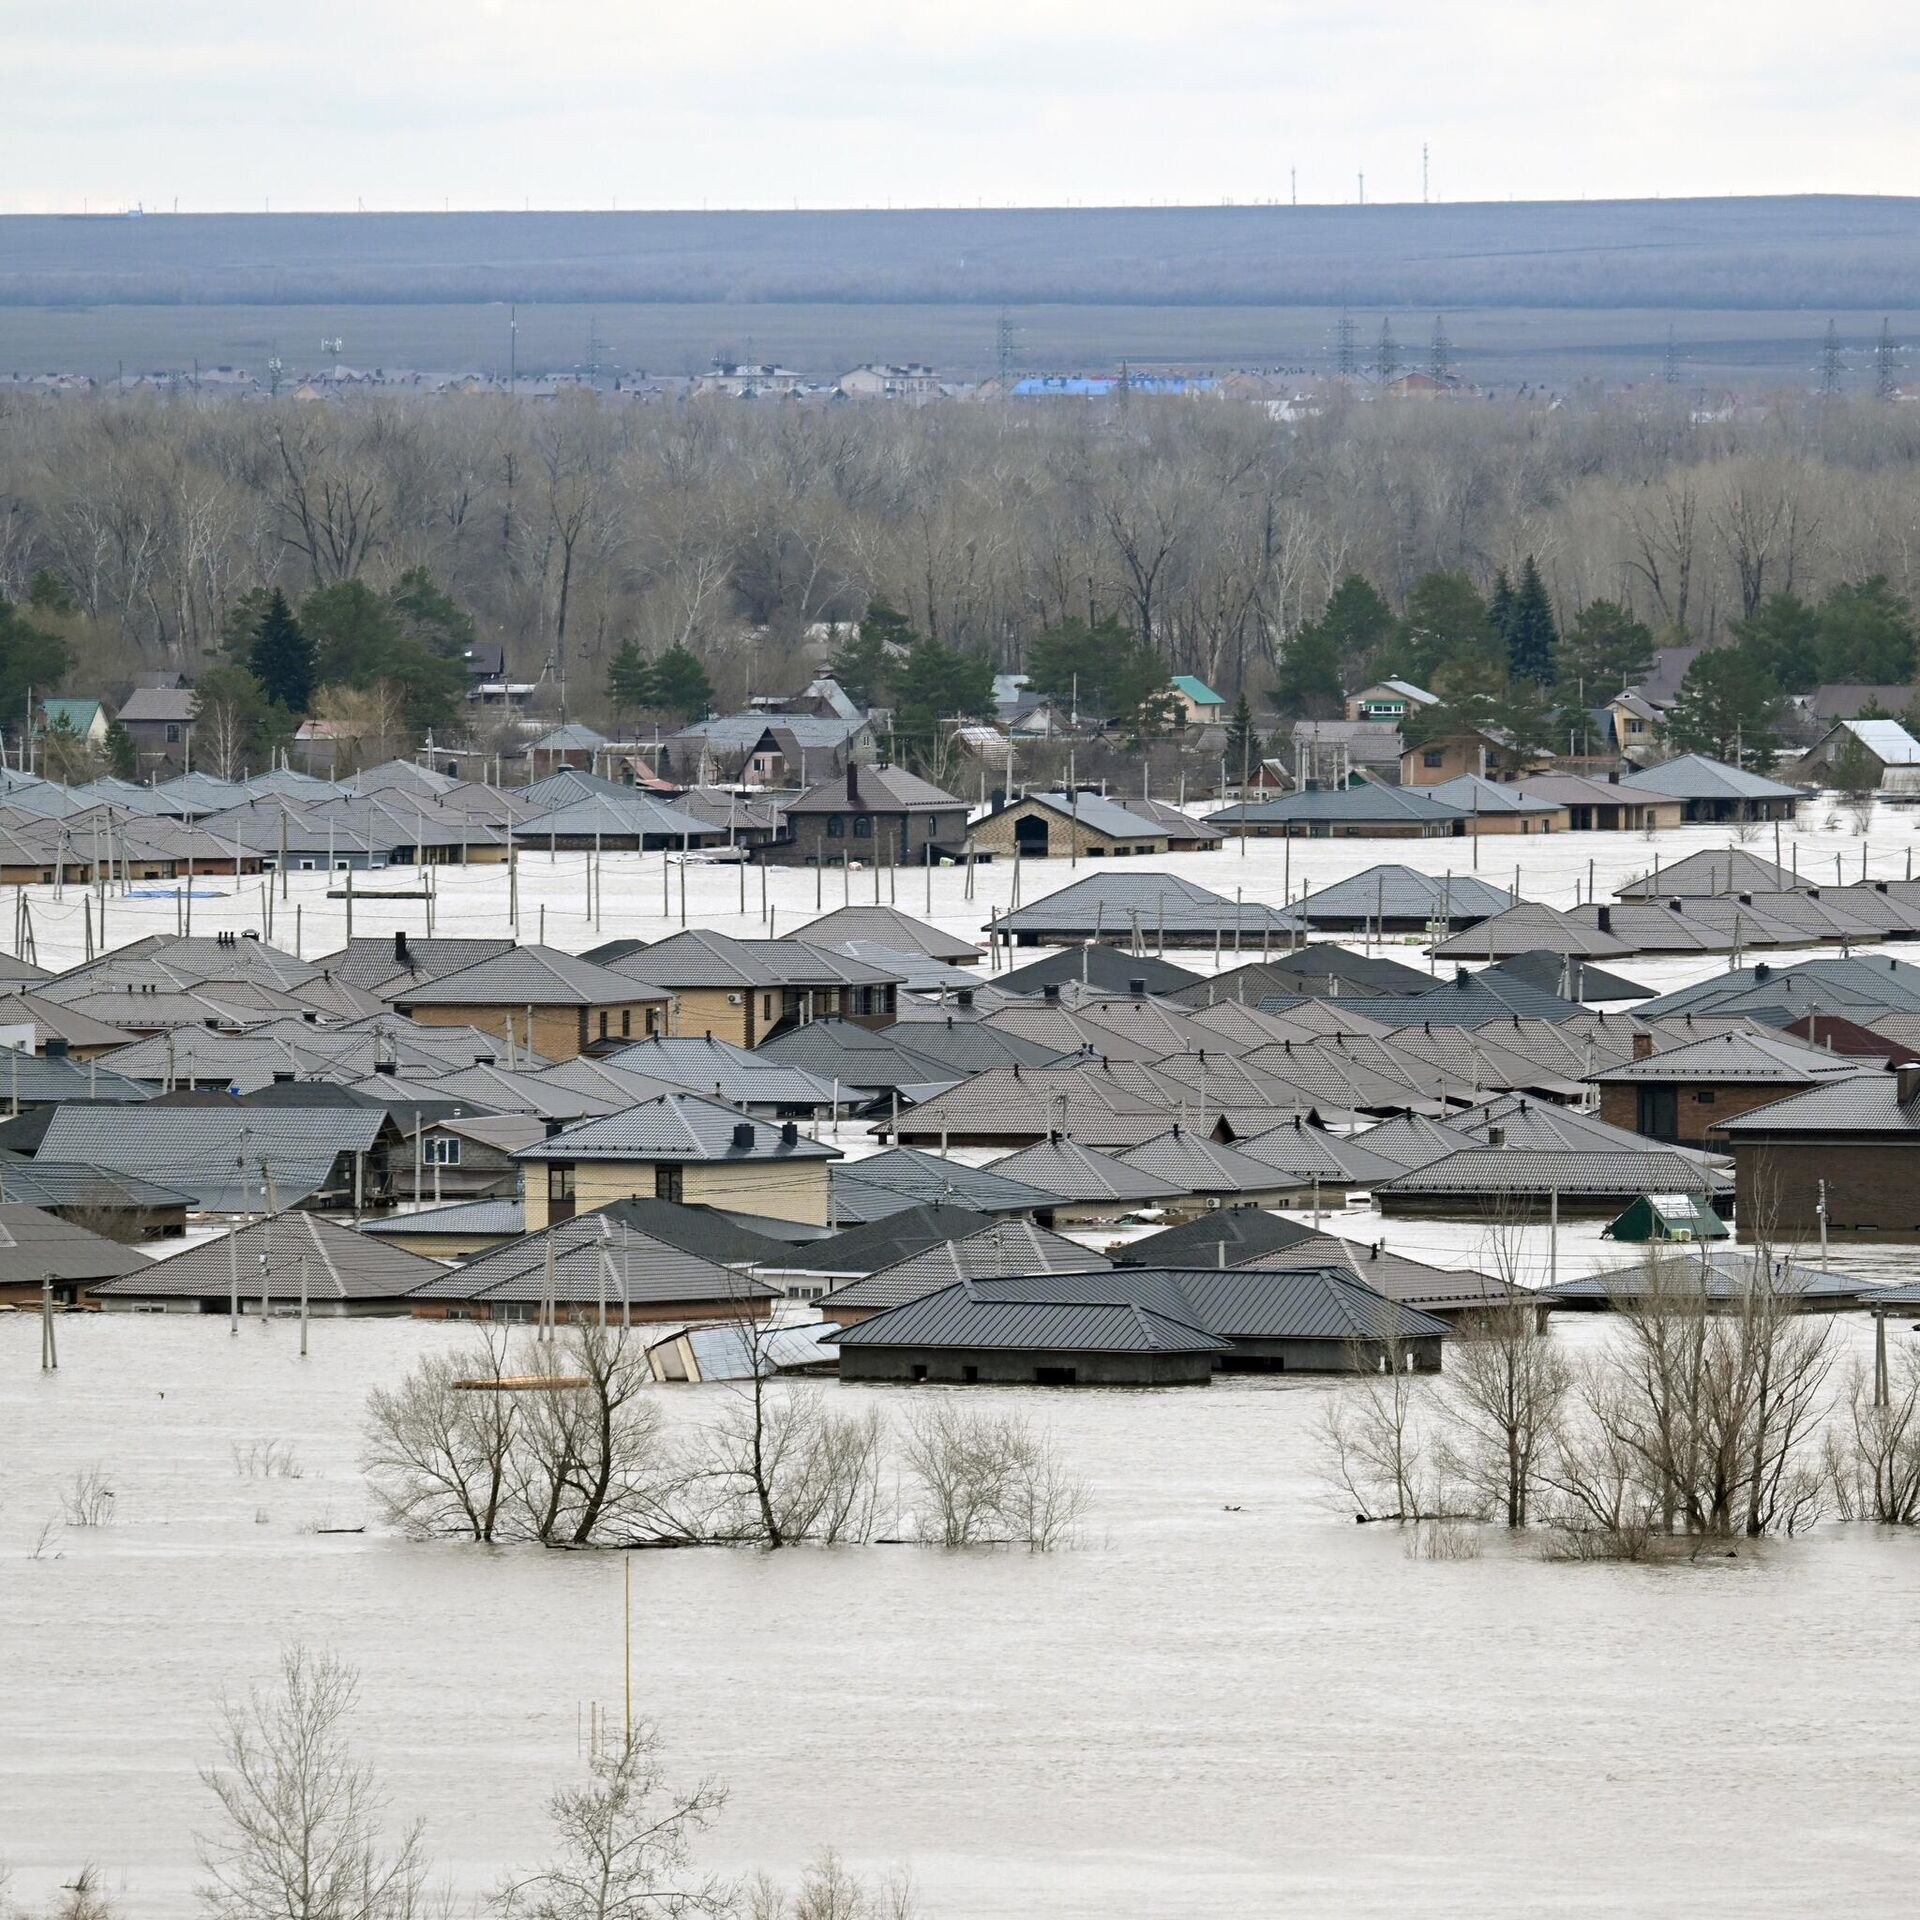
[547,1165,574,1201]
[1628,719,1646,735]
[165,725,180,743]
[1695,1089,1717,1104]
[598,1011,609,1039]
[1423,750,1445,768]
[852,815,872,837]
[424,1136,462,1166]
[654,1164,684,1202]
[620,1009,631,1038]
[826,816,844,837]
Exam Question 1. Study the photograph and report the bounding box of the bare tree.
[196,1647,432,1920]
[1828,1348,1920,1524]
[743,1853,919,1920]
[1316,1328,1445,1522]
[1441,1299,1570,1527]
[492,1724,730,1920]
[363,1331,519,1541]
[897,1401,1087,1550]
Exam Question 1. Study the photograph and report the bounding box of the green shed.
[1602,1193,1730,1244]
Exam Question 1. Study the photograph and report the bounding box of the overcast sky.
[4,1,1914,213]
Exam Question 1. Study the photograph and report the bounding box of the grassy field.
[2,298,1910,389]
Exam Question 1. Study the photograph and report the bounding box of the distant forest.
[4,198,1920,311]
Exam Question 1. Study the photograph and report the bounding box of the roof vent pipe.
[1899,1061,1920,1106]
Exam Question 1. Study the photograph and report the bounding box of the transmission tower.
[1429,314,1452,383]
[1375,318,1400,385]
[1333,306,1357,379]
[1663,323,1680,386]
[1822,319,1843,399]
[1422,143,1429,204]
[996,309,1014,389]
[1876,317,1898,400]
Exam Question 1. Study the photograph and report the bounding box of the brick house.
[1709,1062,1920,1238]
[1590,1027,1867,1146]
[968,790,1169,859]
[766,764,969,867]
[385,945,670,1060]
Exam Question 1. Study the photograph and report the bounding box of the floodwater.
[5,1314,1919,1917]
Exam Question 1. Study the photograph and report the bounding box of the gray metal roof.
[1291,866,1513,924]
[510,793,720,843]
[1636,955,1920,1021]
[593,1035,837,1109]
[1429,903,1635,960]
[1424,775,1564,815]
[1614,848,1796,898]
[987,872,1302,937]
[361,1196,526,1239]
[670,712,867,752]
[611,929,900,990]
[311,937,518,993]
[1207,787,1468,826]
[1619,753,1804,801]
[514,1091,839,1164]
[987,1134,1190,1202]
[831,1280,1227,1355]
[407,1208,774,1308]
[781,1203,1004,1276]
[821,1220,1111,1309]
[529,722,610,751]
[0,1050,149,1104]
[833,1263,1447,1352]
[832,1146,1062,1217]
[989,789,1169,840]
[1227,1117,1412,1185]
[0,1203,153,1285]
[1592,1028,1864,1086]
[1481,952,1652,1004]
[783,766,966,814]
[1115,1206,1320,1266]
[387,945,670,1008]
[753,1018,978,1091]
[95,1208,443,1301]
[1706,1073,1920,1136]
[1331,971,1585,1028]
[1379,1146,1733,1197]
[1540,1249,1873,1306]
[1237,1235,1522,1315]
[1116,1127,1304,1195]
[0,1152,192,1211]
[786,906,982,962]
[999,944,1201,997]
[36,1105,386,1211]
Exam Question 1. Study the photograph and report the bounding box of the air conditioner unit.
[1205,1196,1222,1210]
[1669,1228,1693,1243]
[726,992,744,1005]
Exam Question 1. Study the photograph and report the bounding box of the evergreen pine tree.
[650,644,713,722]
[606,639,655,717]
[1487,568,1515,658]
[103,717,137,780]
[1225,693,1258,774]
[1506,557,1558,687]
[248,589,316,713]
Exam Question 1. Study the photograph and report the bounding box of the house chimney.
[374,1058,397,1075]
[1487,1124,1505,1147]
[394,929,410,966]
[1633,1032,1655,1059]
[1129,977,1147,997]
[731,1121,756,1150]
[1043,983,1061,1002]
[272,1069,294,1083]
[544,1118,564,1137]
[1608,769,1620,785]
[846,764,860,805]
[1737,892,1752,906]
[1597,905,1612,933]
[956,989,973,1009]
[780,1120,799,1146]
[1899,1062,1920,1106]
[1668,898,1683,913]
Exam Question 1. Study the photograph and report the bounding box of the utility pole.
[1421,142,1429,204]
[1822,319,1843,399]
[508,304,518,394]
[1357,171,1365,206]
[1375,318,1400,385]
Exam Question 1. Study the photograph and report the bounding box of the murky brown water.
[4,1314,1919,1917]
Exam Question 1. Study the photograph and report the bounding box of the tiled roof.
[782,766,966,814]
[832,1279,1226,1355]
[831,1146,1062,1217]
[1291,866,1514,924]
[1429,903,1634,960]
[988,1135,1190,1202]
[311,937,517,993]
[986,789,1169,841]
[387,945,670,1008]
[94,1209,442,1301]
[1615,848,1795,898]
[1114,1206,1320,1266]
[1619,753,1803,801]
[0,1203,153,1285]
[1116,1127,1301,1195]
[611,929,901,990]
[987,872,1301,938]
[1707,1074,1920,1137]
[786,906,981,962]
[511,792,720,842]
[780,1203,1004,1276]
[591,1035,837,1109]
[998,944,1200,997]
[1379,1146,1733,1196]
[1592,1028,1865,1085]
[820,1220,1110,1309]
[361,1196,526,1239]
[514,1092,839,1164]
[1207,787,1467,826]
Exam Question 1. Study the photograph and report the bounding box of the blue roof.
[1170,676,1223,705]
[1011,374,1217,396]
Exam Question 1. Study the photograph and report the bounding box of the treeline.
[7,389,1920,761]
[6,200,1920,309]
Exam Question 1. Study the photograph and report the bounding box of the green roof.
[1170,675,1223,705]
[40,698,103,733]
